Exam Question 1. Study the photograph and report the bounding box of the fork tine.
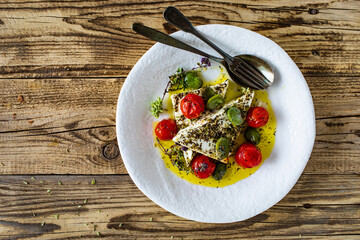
[234,66,265,89]
[230,68,260,89]
[235,65,267,89]
[236,62,268,87]
[238,58,272,85]
[236,65,266,89]
[232,68,262,90]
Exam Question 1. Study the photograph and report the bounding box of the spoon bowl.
[232,55,274,86]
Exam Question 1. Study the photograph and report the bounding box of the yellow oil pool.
[154,69,276,188]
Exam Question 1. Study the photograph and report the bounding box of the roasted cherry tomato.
[155,119,177,141]
[235,143,262,168]
[191,155,216,179]
[180,94,205,119]
[246,107,269,128]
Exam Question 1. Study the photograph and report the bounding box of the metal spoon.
[163,6,274,89]
[132,23,273,89]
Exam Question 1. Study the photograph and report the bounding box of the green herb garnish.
[150,97,164,118]
[162,61,210,98]
[91,179,96,185]
[168,67,187,91]
[157,139,189,173]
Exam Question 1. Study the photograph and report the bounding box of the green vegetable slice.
[212,162,227,181]
[202,86,215,101]
[184,72,203,89]
[206,94,225,110]
[227,107,243,125]
[216,137,230,160]
[245,127,261,145]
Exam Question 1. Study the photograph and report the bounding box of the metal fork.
[163,6,273,90]
[132,23,272,90]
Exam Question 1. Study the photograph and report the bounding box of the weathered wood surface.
[0,174,359,239]
[0,77,359,174]
[0,0,359,239]
[0,0,359,79]
[0,78,123,174]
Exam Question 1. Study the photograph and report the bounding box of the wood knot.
[303,203,312,209]
[308,9,319,15]
[311,50,320,56]
[102,143,120,160]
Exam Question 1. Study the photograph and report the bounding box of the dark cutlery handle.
[163,6,233,62]
[132,23,222,63]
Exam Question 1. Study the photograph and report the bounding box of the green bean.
[185,72,203,89]
[216,137,230,160]
[245,127,261,145]
[227,107,243,125]
[206,94,225,110]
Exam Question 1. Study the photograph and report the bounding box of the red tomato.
[180,94,205,119]
[191,155,216,179]
[235,143,262,168]
[246,107,269,128]
[155,119,177,141]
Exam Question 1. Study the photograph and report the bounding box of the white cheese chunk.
[171,80,229,130]
[173,91,254,163]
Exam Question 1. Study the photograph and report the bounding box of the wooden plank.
[317,116,360,136]
[0,174,358,239]
[307,76,360,119]
[0,0,359,78]
[0,78,123,174]
[0,78,359,174]
[307,116,360,174]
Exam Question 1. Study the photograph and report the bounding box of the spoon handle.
[132,23,222,63]
[163,6,233,62]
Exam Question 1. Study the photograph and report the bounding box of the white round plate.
[116,24,315,223]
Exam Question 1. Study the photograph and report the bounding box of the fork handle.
[163,6,234,62]
[132,23,222,63]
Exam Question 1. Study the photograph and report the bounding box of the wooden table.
[0,0,359,239]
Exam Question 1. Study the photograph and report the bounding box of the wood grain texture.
[0,0,359,78]
[0,174,358,240]
[0,78,123,174]
[0,0,359,238]
[0,77,359,174]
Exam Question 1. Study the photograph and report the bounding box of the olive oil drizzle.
[155,69,276,188]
